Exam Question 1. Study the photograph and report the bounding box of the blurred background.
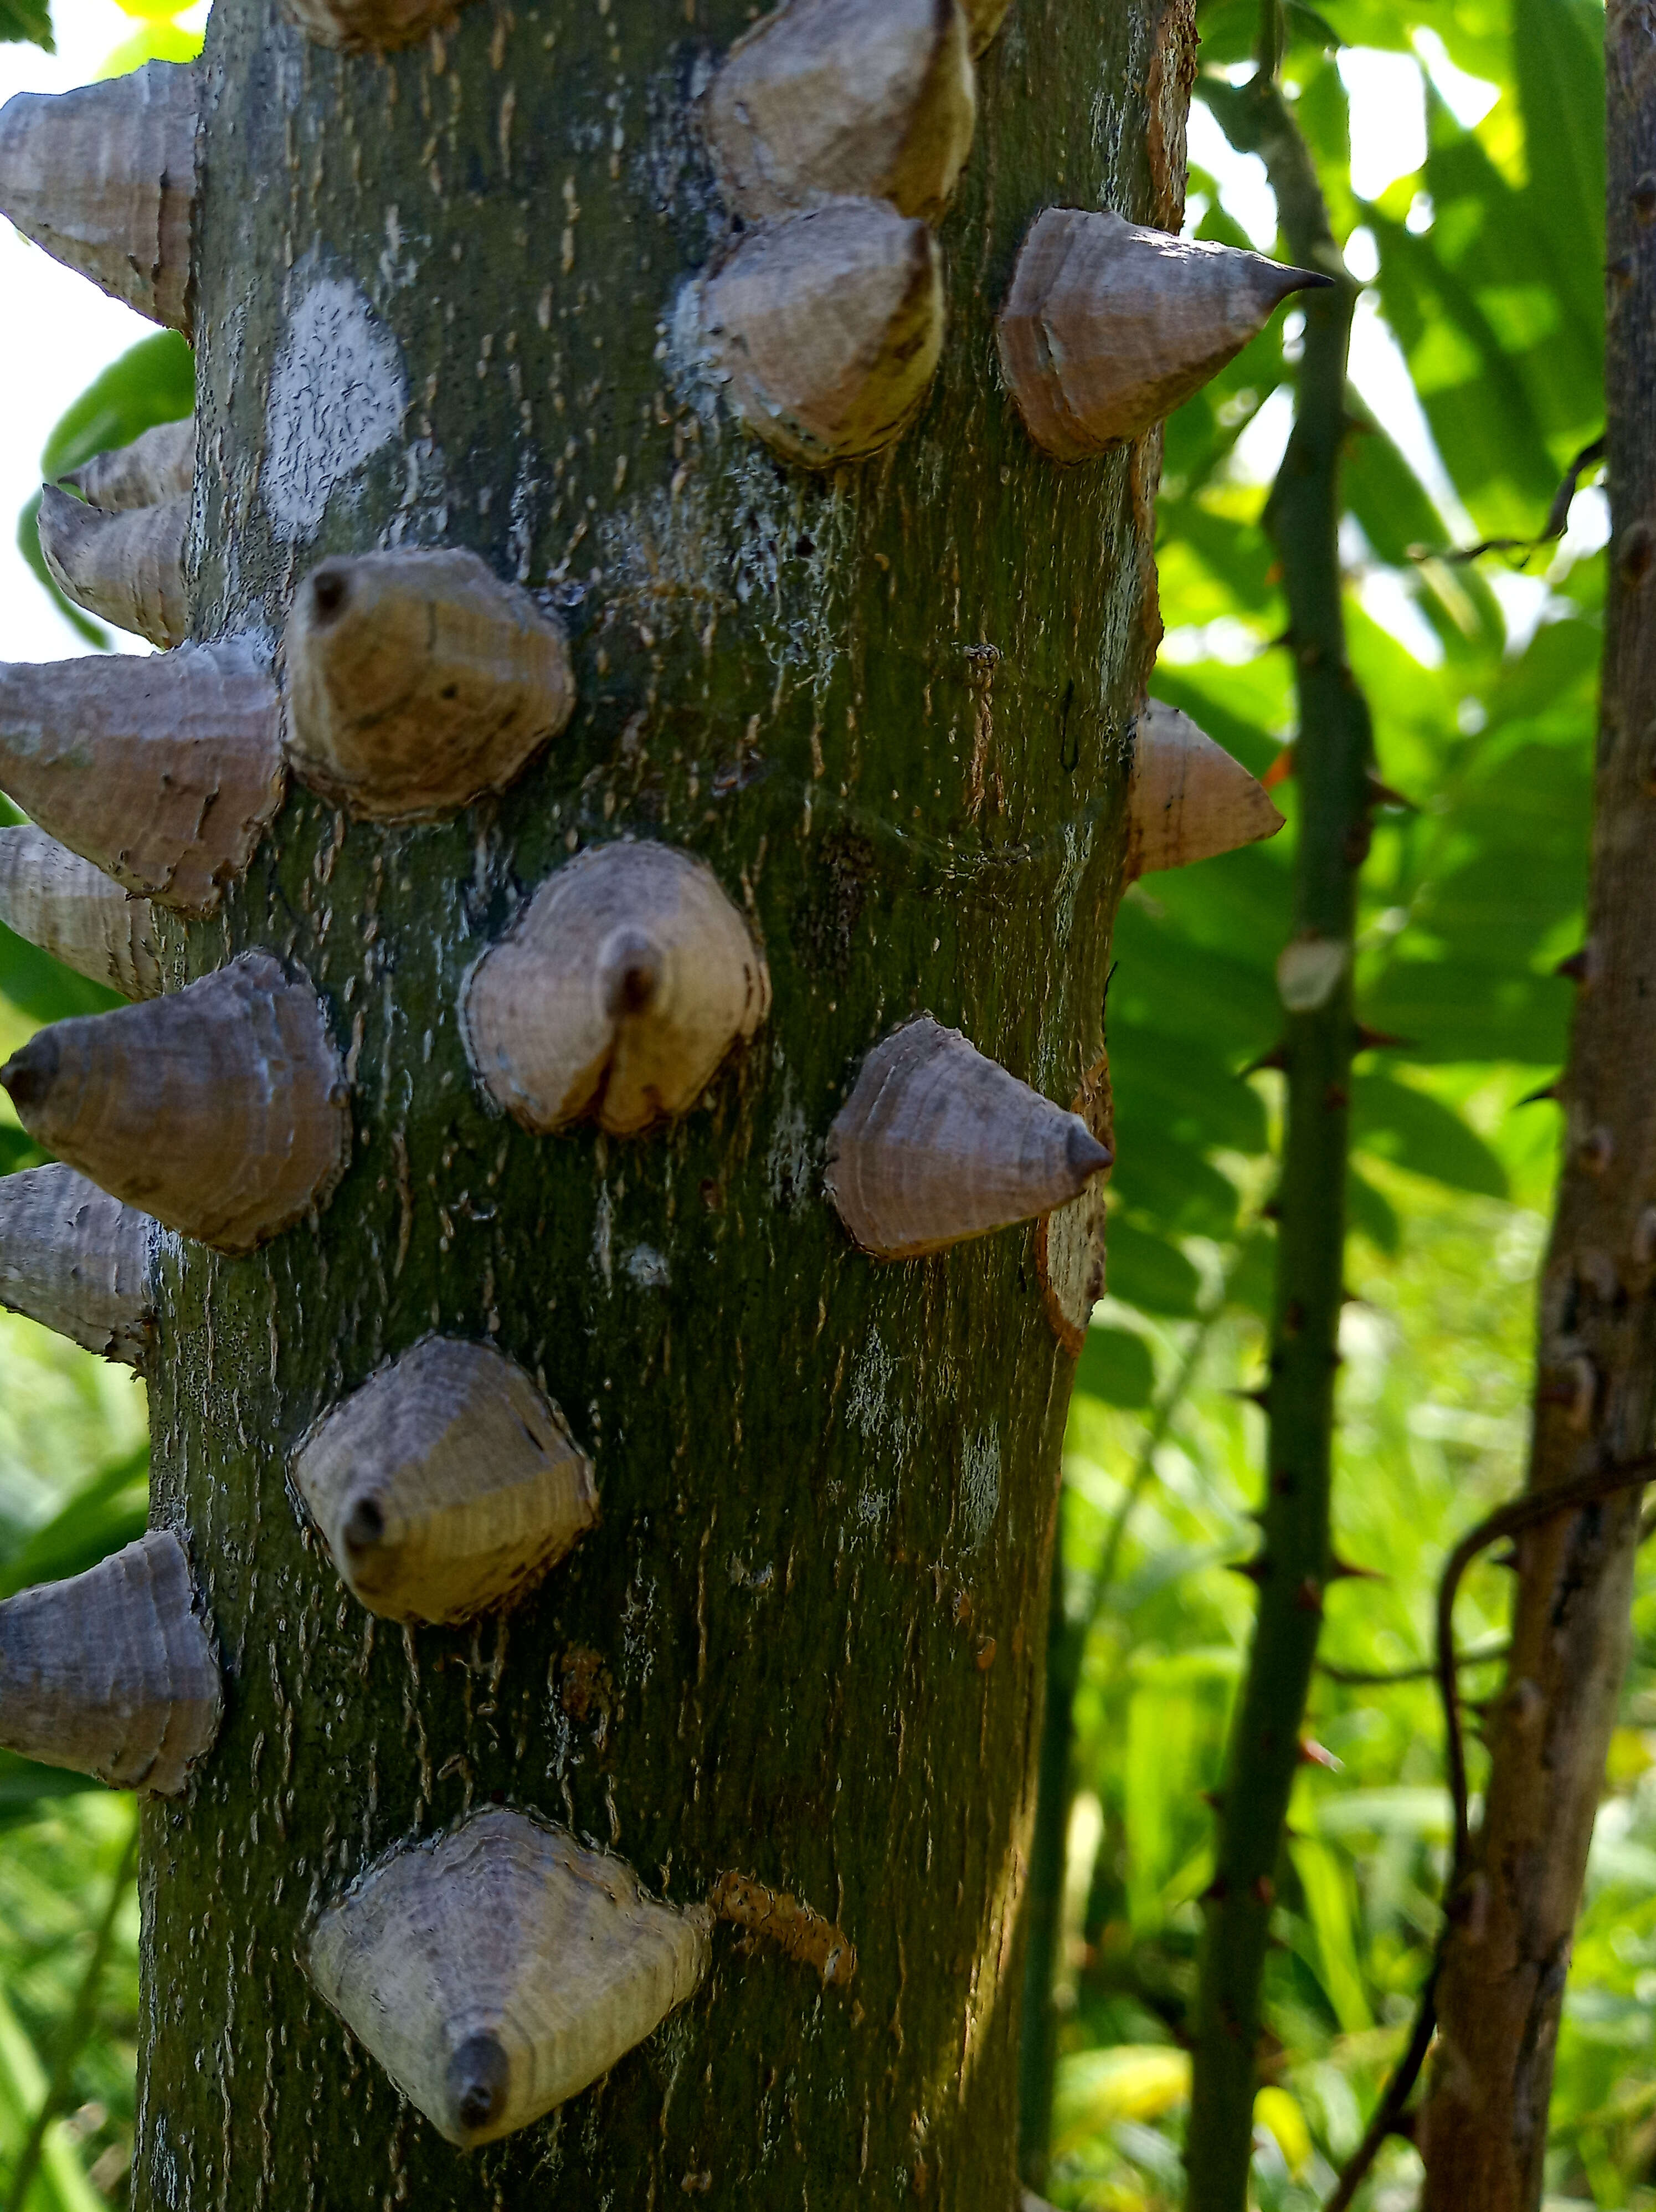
[0,0,1631,2205]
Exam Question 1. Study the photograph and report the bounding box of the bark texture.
[132,1,1189,2206]
[1419,11,1656,2206]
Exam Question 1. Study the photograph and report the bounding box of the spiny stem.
[1184,57,1371,2212]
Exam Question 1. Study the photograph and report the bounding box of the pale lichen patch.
[261,276,408,543]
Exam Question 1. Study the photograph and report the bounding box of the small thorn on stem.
[1554,945,1595,986]
[1366,774,1417,812]
[1327,1555,1385,1583]
[1577,1126,1614,1175]
[1242,1043,1289,1076]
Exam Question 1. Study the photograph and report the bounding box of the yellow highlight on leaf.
[1605,1725,1656,1792]
[99,23,207,78]
[1052,2045,1191,2152]
[1254,2086,1313,2178]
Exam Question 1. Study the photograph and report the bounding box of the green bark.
[1183,57,1370,2212]
[133,1,1187,2204]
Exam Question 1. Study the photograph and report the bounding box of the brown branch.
[1419,435,1605,567]
[1322,1449,1656,2212]
[1437,1453,1656,1869]
[1321,1969,1438,2212]
[1316,1639,1508,1688]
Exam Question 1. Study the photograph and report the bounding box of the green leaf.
[0,0,51,48]
[1288,1837,1374,2035]
[1344,422,1450,565]
[0,1445,150,1600]
[1351,1073,1509,1198]
[1076,1325,1157,1410]
[39,330,194,484]
[0,1127,50,1176]
[0,906,124,1027]
[1511,0,1606,361]
[97,20,204,74]
[0,1751,100,1829]
[23,329,193,639]
[17,490,108,652]
[1346,1166,1401,1253]
[1107,1221,1204,1317]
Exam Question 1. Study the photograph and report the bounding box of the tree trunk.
[132,1,1187,2205]
[1418,9,1656,2206]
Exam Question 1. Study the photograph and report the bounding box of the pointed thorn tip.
[0,1033,59,1115]
[1068,1125,1112,1179]
[448,2031,510,2135]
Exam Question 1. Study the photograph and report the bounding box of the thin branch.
[1438,1453,1656,1867]
[1316,1639,1508,1689]
[1321,1969,1439,2212]
[1422,435,1604,567]
[1321,1450,1656,2212]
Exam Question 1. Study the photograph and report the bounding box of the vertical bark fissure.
[1418,13,1656,2208]
[129,3,1183,2206]
[1184,49,1370,2212]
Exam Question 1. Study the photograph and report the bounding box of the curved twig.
[1437,1452,1656,1868]
[1421,435,1604,567]
[1321,1969,1438,2212]
[1317,1639,1508,1688]
[1322,1449,1656,2212]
